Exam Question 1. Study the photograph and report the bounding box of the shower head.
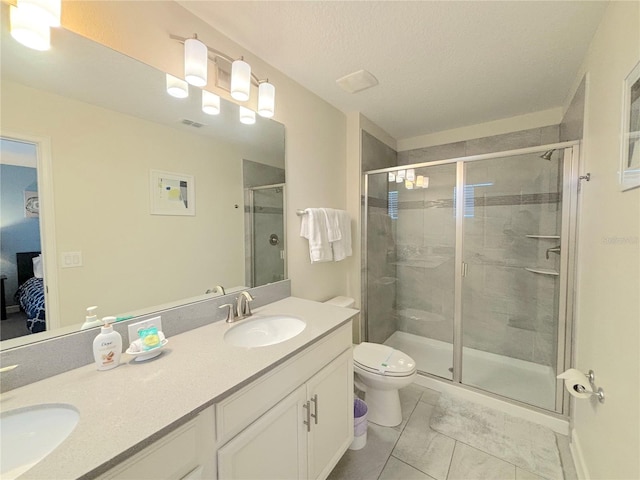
[540,149,555,161]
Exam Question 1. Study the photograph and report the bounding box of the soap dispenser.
[93,318,122,371]
[81,306,103,330]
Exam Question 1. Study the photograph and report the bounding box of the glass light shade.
[202,90,220,115]
[405,180,414,190]
[184,37,208,87]
[239,106,256,125]
[17,0,61,27]
[166,74,189,99]
[10,6,50,51]
[258,81,275,118]
[231,59,251,101]
[388,172,396,182]
[407,169,416,182]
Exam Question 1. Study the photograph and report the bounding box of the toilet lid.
[353,342,416,377]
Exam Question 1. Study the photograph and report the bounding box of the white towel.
[330,209,352,261]
[322,208,341,243]
[300,208,333,263]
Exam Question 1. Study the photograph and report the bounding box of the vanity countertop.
[0,297,358,479]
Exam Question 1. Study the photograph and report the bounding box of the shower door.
[247,184,286,287]
[365,163,457,380]
[459,148,572,411]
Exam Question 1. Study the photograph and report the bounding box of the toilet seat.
[353,342,416,377]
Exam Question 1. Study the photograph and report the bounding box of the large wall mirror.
[0,18,286,348]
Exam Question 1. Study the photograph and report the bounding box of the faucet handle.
[218,303,235,323]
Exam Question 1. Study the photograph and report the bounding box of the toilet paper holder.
[577,369,605,403]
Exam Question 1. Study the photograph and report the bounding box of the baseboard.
[570,429,590,479]
[414,375,569,435]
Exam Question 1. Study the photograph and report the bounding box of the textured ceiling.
[178,1,607,141]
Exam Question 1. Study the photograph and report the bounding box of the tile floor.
[328,385,577,480]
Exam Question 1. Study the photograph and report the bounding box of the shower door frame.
[246,183,287,288]
[362,141,580,416]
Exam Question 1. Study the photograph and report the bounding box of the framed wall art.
[150,170,195,216]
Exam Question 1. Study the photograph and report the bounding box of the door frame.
[1,130,60,331]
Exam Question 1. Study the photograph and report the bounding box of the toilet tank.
[324,296,356,308]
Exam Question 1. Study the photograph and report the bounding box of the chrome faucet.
[546,245,561,259]
[236,291,254,320]
[206,285,225,295]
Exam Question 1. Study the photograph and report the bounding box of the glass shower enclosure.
[245,184,286,287]
[363,143,579,413]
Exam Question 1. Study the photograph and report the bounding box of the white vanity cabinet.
[98,405,216,480]
[216,323,353,480]
[97,321,353,480]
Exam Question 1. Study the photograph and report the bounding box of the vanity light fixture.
[17,0,61,26]
[9,5,50,51]
[9,0,61,52]
[239,106,256,125]
[202,90,220,115]
[258,80,275,118]
[166,74,189,99]
[184,35,208,87]
[170,33,277,120]
[231,58,251,102]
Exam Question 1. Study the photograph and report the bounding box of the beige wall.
[3,80,246,325]
[61,1,349,303]
[569,2,640,478]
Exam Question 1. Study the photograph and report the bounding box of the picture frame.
[620,60,640,191]
[150,170,195,216]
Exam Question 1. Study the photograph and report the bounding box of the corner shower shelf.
[525,267,559,276]
[525,235,560,239]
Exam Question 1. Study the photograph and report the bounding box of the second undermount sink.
[224,315,306,348]
[1,403,80,480]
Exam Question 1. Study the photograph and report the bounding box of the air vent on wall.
[181,119,205,128]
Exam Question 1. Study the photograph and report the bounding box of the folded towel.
[331,209,352,261]
[300,208,333,263]
[322,208,342,243]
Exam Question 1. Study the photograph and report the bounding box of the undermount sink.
[224,315,306,348]
[1,403,80,479]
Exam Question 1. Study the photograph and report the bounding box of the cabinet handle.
[310,394,318,425]
[303,400,311,432]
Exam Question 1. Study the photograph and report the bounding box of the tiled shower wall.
[364,125,564,366]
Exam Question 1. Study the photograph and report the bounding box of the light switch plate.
[61,251,82,268]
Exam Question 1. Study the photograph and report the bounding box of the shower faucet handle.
[545,245,561,259]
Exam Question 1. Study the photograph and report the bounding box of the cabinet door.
[306,349,353,480]
[217,386,308,480]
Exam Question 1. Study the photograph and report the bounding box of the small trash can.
[349,398,368,450]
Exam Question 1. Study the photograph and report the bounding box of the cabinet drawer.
[98,418,199,480]
[216,323,351,444]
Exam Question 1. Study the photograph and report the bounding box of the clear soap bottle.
[81,306,103,330]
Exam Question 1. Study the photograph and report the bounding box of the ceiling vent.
[336,69,379,94]
[181,119,205,128]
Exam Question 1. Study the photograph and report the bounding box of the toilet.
[324,297,418,427]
